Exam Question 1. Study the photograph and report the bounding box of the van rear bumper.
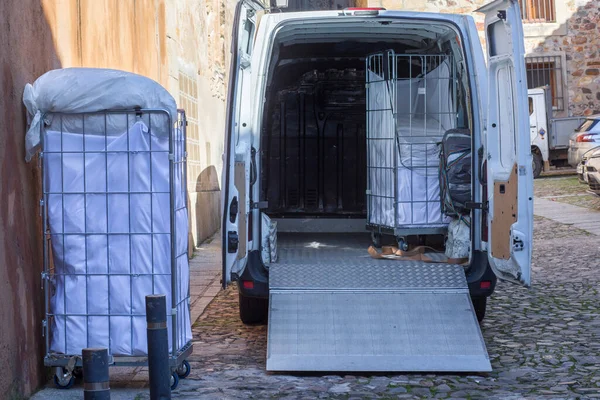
[237,251,270,299]
[466,250,497,298]
[238,249,496,299]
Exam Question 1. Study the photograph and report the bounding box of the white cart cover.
[45,121,192,356]
[23,68,177,161]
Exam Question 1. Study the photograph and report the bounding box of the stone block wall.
[525,0,600,116]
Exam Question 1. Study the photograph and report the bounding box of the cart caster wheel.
[72,367,83,379]
[54,374,75,389]
[176,360,191,379]
[396,237,408,251]
[170,371,180,390]
[371,232,382,248]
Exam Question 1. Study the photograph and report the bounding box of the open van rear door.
[222,0,265,288]
[477,0,533,286]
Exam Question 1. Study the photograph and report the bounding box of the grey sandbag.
[439,129,471,216]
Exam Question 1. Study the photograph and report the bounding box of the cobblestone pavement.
[32,218,600,399]
[171,216,600,400]
[31,235,222,400]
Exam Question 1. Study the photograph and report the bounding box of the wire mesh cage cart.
[39,108,192,390]
[366,50,462,248]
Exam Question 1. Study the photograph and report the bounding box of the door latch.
[229,197,238,223]
[227,231,239,253]
[512,236,524,252]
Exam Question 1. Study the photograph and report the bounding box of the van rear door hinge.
[251,201,268,210]
[465,201,488,211]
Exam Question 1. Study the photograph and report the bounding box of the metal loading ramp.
[267,261,491,372]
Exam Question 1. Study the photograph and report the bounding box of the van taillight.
[343,7,385,15]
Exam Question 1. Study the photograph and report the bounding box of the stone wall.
[525,0,600,117]
[0,0,238,397]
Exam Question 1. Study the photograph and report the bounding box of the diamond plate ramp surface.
[267,232,490,372]
[270,262,467,290]
[267,291,491,372]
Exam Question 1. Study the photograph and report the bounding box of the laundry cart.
[366,51,461,248]
[24,69,193,390]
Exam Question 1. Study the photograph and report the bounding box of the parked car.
[568,116,600,167]
[577,145,600,183]
[585,148,600,195]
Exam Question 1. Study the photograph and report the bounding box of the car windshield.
[577,119,600,133]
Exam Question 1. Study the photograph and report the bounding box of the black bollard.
[146,294,172,400]
[82,348,110,400]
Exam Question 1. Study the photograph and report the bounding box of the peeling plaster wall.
[0,1,167,398]
[0,2,59,398]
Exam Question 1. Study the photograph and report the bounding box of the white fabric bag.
[23,68,177,161]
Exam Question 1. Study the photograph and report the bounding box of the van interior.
[258,20,472,265]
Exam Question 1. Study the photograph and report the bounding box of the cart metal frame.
[366,51,457,246]
[39,108,191,388]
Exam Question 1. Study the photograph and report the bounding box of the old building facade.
[355,0,600,117]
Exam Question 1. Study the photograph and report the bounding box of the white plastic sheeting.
[261,213,278,266]
[23,68,177,161]
[45,121,192,356]
[367,61,454,228]
[24,68,189,355]
[445,217,471,259]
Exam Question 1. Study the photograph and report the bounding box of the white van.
[527,86,586,177]
[222,0,533,372]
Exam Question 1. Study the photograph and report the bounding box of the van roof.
[264,9,473,26]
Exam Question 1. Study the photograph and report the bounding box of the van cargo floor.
[267,233,491,372]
